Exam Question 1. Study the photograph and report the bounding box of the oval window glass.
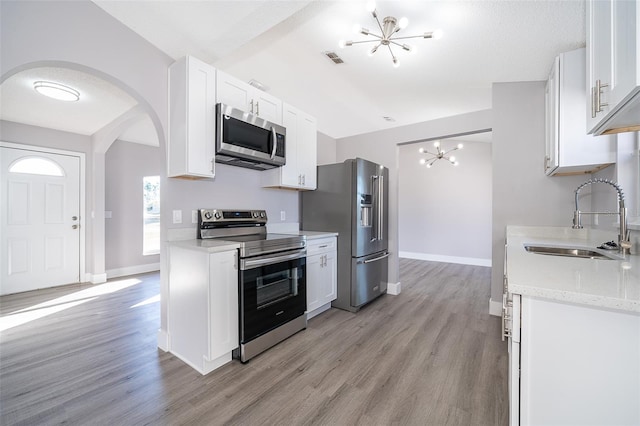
[9,157,65,176]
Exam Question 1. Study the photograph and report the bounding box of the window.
[9,157,64,176]
[143,176,160,255]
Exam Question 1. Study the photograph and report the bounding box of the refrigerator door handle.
[371,175,379,242]
[360,252,390,264]
[378,174,384,241]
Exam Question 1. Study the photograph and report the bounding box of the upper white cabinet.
[216,70,282,125]
[262,103,317,190]
[586,0,640,135]
[545,48,615,176]
[168,56,216,179]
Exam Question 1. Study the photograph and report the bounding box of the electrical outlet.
[280,210,286,221]
[192,210,198,224]
[172,210,182,224]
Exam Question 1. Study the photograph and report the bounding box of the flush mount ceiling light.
[338,1,442,68]
[418,141,463,168]
[33,81,80,102]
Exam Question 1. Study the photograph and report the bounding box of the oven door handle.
[241,249,306,270]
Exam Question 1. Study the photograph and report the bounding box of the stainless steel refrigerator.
[301,158,389,312]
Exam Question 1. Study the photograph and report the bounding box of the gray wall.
[317,131,337,165]
[336,109,493,287]
[491,81,590,306]
[105,140,161,272]
[398,139,492,264]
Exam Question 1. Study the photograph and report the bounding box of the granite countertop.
[506,226,640,313]
[168,239,240,253]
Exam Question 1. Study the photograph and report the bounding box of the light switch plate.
[173,210,182,224]
[280,210,286,221]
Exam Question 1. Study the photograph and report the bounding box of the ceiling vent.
[323,51,345,65]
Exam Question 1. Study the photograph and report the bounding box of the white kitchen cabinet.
[262,103,317,190]
[168,245,238,375]
[305,236,337,319]
[545,48,615,176]
[586,0,640,135]
[216,70,282,124]
[506,294,640,425]
[168,56,216,179]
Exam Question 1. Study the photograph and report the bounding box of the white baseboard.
[106,263,160,279]
[157,329,169,352]
[387,281,401,295]
[399,251,492,267]
[307,302,331,320]
[89,273,107,284]
[489,298,502,317]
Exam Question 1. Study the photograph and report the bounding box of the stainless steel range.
[197,209,307,362]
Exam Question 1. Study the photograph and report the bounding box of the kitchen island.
[504,226,639,426]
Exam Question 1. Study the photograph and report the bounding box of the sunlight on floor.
[0,278,141,332]
[130,294,160,308]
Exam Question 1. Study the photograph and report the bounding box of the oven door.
[239,249,306,343]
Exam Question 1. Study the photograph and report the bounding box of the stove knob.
[214,211,222,220]
[260,212,266,218]
[203,211,213,220]
[253,211,259,218]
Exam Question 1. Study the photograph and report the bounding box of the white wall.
[491,81,591,308]
[105,140,160,275]
[336,109,492,287]
[398,139,492,266]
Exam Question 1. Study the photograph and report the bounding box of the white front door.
[1,146,81,295]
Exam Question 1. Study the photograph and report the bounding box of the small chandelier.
[418,141,463,168]
[339,1,442,68]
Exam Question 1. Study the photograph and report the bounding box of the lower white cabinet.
[508,294,640,425]
[168,245,238,374]
[306,236,337,319]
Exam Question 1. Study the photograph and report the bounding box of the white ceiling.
[0,0,586,144]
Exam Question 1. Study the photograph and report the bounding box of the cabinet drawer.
[307,237,336,255]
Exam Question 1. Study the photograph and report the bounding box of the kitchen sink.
[524,244,619,260]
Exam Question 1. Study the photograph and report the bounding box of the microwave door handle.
[270,127,277,160]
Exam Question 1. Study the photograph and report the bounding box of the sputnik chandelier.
[338,1,442,68]
[418,141,463,168]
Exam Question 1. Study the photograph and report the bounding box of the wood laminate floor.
[0,259,508,425]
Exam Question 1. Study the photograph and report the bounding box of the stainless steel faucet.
[572,178,631,255]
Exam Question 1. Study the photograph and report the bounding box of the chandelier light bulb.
[419,158,426,165]
[457,143,464,149]
[398,17,409,29]
[338,39,346,48]
[418,147,424,153]
[369,45,379,56]
[433,29,444,39]
[426,163,432,169]
[449,156,456,163]
[453,161,459,166]
[393,58,400,68]
[433,141,440,148]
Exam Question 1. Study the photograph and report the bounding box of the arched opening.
[1,61,165,286]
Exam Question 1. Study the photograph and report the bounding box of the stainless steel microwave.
[215,103,286,170]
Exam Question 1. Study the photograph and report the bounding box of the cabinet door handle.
[302,174,305,185]
[250,99,254,114]
[594,79,609,116]
[256,101,260,116]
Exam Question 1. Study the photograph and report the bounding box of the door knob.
[72,216,78,221]
[72,224,78,229]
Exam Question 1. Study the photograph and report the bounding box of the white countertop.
[282,230,339,239]
[507,226,640,313]
[168,239,240,253]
